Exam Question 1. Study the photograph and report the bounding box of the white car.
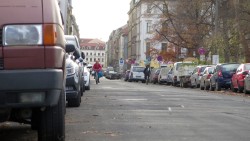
[84,66,90,90]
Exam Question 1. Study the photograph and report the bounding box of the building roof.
[79,38,105,50]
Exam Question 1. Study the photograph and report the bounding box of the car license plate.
[136,76,141,78]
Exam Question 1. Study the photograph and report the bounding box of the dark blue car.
[210,63,240,91]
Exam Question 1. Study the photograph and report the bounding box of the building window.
[90,58,92,62]
[147,4,152,13]
[86,52,88,56]
[86,58,88,61]
[98,53,100,56]
[102,58,104,62]
[161,43,167,51]
[90,53,92,55]
[146,21,152,33]
[102,53,104,56]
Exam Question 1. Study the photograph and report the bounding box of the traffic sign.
[119,58,124,66]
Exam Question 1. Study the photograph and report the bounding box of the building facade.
[127,0,168,67]
[107,25,128,72]
[58,0,80,37]
[79,39,106,66]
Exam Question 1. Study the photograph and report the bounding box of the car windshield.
[108,67,114,71]
[161,68,170,74]
[221,64,240,72]
[245,64,250,70]
[133,67,144,72]
[208,67,215,73]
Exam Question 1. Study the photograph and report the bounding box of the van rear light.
[218,70,223,77]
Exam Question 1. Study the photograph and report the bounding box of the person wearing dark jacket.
[143,65,151,81]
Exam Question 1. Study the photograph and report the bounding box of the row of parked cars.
[123,62,250,94]
[65,35,91,107]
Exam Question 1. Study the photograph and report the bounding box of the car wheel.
[231,82,238,92]
[205,82,210,90]
[216,82,221,91]
[38,88,65,141]
[244,83,250,94]
[210,81,215,91]
[85,79,90,90]
[68,85,81,107]
[200,84,204,90]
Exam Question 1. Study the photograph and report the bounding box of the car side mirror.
[243,71,249,75]
[81,52,85,59]
[78,57,84,63]
[83,62,87,66]
[66,44,75,53]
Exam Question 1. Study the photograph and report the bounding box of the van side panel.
[45,46,65,69]
[42,0,63,26]
[0,0,43,26]
[4,47,45,69]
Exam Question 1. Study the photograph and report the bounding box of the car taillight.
[207,74,211,79]
[218,70,223,77]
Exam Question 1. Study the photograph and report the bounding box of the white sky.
[72,0,131,42]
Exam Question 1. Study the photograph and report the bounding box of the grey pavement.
[1,77,250,141]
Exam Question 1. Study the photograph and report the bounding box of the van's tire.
[38,89,65,141]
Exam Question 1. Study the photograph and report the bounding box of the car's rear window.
[221,64,240,72]
[245,64,250,70]
[133,67,144,72]
[200,67,206,72]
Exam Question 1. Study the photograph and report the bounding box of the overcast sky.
[72,0,130,42]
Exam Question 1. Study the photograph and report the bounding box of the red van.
[0,0,66,141]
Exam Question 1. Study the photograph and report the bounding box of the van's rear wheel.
[38,90,65,141]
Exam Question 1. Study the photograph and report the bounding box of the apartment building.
[127,0,168,66]
[79,39,106,66]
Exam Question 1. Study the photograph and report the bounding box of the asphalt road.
[1,77,250,141]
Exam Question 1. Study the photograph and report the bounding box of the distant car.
[231,63,250,93]
[244,71,250,94]
[106,67,120,79]
[190,65,210,88]
[124,70,130,81]
[128,66,146,82]
[83,66,91,90]
[166,68,174,85]
[158,67,171,84]
[151,69,160,84]
[210,63,240,91]
[200,66,215,90]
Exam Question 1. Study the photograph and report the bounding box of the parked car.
[83,65,91,90]
[158,67,171,84]
[172,61,196,87]
[190,65,210,88]
[200,66,215,90]
[210,63,240,91]
[105,66,120,79]
[124,70,130,81]
[65,35,85,94]
[0,0,66,140]
[128,66,146,82]
[65,44,82,107]
[151,69,160,84]
[244,71,250,94]
[231,63,250,93]
[166,68,174,85]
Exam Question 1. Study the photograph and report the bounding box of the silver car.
[244,71,250,94]
[200,66,215,90]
